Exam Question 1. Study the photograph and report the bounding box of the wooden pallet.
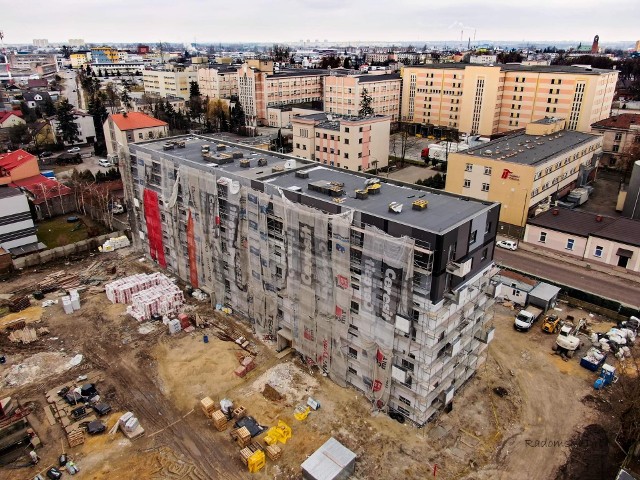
[265,444,282,461]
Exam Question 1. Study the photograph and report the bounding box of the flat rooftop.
[406,64,616,75]
[266,166,492,233]
[132,135,495,234]
[132,135,297,181]
[461,130,599,166]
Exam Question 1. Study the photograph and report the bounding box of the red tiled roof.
[109,112,168,131]
[0,149,37,174]
[0,111,23,124]
[10,175,72,204]
[591,113,640,130]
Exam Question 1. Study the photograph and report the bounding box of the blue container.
[203,335,209,344]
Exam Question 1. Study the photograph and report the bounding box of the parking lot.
[43,146,116,179]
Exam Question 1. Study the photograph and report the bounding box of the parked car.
[98,159,112,168]
[496,240,517,251]
[67,147,81,153]
[40,151,53,158]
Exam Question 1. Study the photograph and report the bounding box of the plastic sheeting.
[143,188,166,268]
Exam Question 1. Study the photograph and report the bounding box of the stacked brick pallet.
[105,273,184,321]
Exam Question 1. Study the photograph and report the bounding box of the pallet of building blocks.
[232,405,246,419]
[232,426,252,448]
[212,410,228,431]
[200,397,216,418]
[67,429,84,447]
[105,273,172,304]
[265,444,282,461]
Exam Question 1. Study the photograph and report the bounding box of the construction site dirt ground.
[0,250,632,480]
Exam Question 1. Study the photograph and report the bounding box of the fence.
[13,231,126,269]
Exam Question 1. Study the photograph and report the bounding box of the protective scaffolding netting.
[154,163,418,407]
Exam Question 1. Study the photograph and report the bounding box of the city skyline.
[2,0,638,45]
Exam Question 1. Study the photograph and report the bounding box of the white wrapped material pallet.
[168,319,181,335]
[100,235,131,252]
[69,289,80,311]
[62,296,74,315]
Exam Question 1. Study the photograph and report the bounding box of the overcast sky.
[2,0,638,45]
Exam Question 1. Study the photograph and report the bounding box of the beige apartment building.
[292,113,390,171]
[104,112,169,157]
[445,118,602,235]
[591,113,640,169]
[143,69,198,99]
[197,65,238,100]
[238,62,328,126]
[323,73,401,121]
[401,64,618,136]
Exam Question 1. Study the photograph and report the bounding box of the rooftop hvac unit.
[366,183,381,194]
[412,199,428,210]
[355,189,368,200]
[231,152,243,159]
[216,144,226,151]
[307,180,345,197]
[257,158,268,167]
[272,165,284,172]
[201,145,210,153]
[284,159,297,169]
[388,202,403,213]
[295,170,310,179]
[239,159,251,168]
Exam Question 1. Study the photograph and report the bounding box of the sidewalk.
[499,236,640,285]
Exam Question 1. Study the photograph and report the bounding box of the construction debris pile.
[105,273,184,321]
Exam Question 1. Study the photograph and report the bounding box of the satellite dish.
[284,159,296,169]
[230,180,241,194]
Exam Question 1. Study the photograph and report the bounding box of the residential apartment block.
[445,118,602,233]
[124,135,499,425]
[400,64,618,136]
[143,70,198,100]
[197,66,238,100]
[238,62,328,126]
[323,73,401,121]
[525,208,640,272]
[292,113,390,171]
[590,114,640,169]
[90,47,119,64]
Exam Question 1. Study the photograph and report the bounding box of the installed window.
[594,245,603,257]
[484,166,492,175]
[539,232,547,243]
[469,230,477,244]
[465,163,473,172]
[566,239,574,250]
[481,183,490,192]
[463,179,471,188]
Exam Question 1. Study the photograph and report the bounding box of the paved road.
[494,248,640,309]
[59,70,80,109]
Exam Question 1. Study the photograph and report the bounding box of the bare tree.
[390,122,420,169]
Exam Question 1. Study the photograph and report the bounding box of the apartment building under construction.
[124,135,500,425]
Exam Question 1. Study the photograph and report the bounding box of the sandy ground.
[0,252,626,480]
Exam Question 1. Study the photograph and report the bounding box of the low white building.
[50,112,96,145]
